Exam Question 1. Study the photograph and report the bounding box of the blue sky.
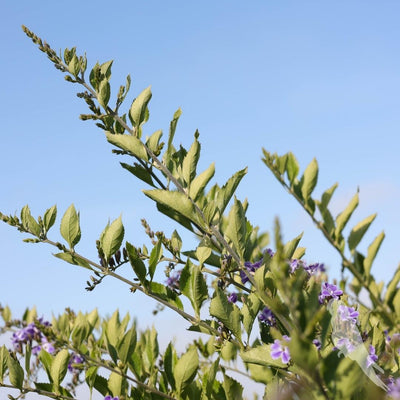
[1,0,400,355]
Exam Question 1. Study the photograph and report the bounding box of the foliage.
[1,26,400,399]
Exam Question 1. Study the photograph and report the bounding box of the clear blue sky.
[1,0,400,348]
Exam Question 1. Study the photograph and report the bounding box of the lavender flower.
[337,305,359,324]
[258,307,276,326]
[289,259,304,273]
[366,345,378,368]
[270,335,291,364]
[240,270,249,284]
[388,378,400,399]
[104,396,119,400]
[313,339,321,350]
[68,353,85,373]
[227,292,238,303]
[265,248,275,258]
[318,282,343,304]
[244,260,263,272]
[304,263,325,275]
[166,270,181,290]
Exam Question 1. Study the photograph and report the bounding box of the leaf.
[20,205,41,237]
[182,136,200,185]
[217,168,248,215]
[0,346,8,384]
[120,162,155,187]
[148,241,162,280]
[149,282,184,310]
[180,261,208,318]
[8,356,24,389]
[100,60,113,79]
[240,345,285,368]
[173,347,199,395]
[129,86,152,132]
[108,371,123,397]
[223,374,243,400]
[363,231,385,276]
[98,80,111,108]
[105,132,148,161]
[189,162,215,201]
[60,204,81,249]
[53,252,93,270]
[335,192,359,239]
[100,216,125,260]
[126,242,147,285]
[210,288,242,342]
[348,214,377,252]
[167,108,182,155]
[241,293,261,339]
[50,349,70,389]
[300,158,318,200]
[145,129,163,154]
[196,242,212,266]
[41,205,57,234]
[319,183,338,210]
[283,233,303,259]
[117,327,137,365]
[143,189,198,223]
[385,264,400,307]
[164,343,177,390]
[225,197,246,259]
[286,152,299,185]
[201,358,219,400]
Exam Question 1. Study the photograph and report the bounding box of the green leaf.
[8,356,24,389]
[21,205,41,237]
[68,54,80,77]
[60,204,81,249]
[143,189,198,224]
[182,136,200,185]
[98,80,111,108]
[189,162,215,201]
[348,214,376,252]
[100,60,113,79]
[100,216,125,260]
[117,327,137,365]
[385,264,400,307]
[225,197,246,259]
[108,371,123,397]
[196,241,212,266]
[145,129,163,154]
[53,252,93,270]
[120,162,155,187]
[129,86,152,133]
[0,346,8,384]
[43,205,57,233]
[223,374,243,400]
[105,132,148,161]
[241,293,261,339]
[126,242,147,285]
[283,233,303,259]
[180,261,208,318]
[210,288,242,342]
[173,347,199,395]
[164,342,177,390]
[286,152,299,185]
[335,192,359,239]
[50,349,70,389]
[319,183,338,210]
[148,241,162,280]
[149,282,184,310]
[392,289,400,318]
[217,168,247,215]
[240,344,285,368]
[167,108,182,155]
[201,358,219,400]
[364,231,385,276]
[300,158,318,200]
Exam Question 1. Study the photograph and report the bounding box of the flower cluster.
[166,269,181,291]
[258,307,276,326]
[68,353,85,374]
[318,282,343,303]
[11,317,55,355]
[270,335,291,364]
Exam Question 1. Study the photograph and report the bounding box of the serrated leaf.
[173,347,199,395]
[300,158,318,200]
[0,346,8,384]
[126,242,147,285]
[223,374,243,400]
[225,197,246,259]
[98,80,110,108]
[117,327,137,365]
[286,152,299,185]
[182,136,200,185]
[210,288,242,342]
[43,205,57,233]
[50,349,70,389]
[242,293,261,339]
[108,371,123,397]
[180,261,208,318]
[196,242,212,266]
[53,252,92,270]
[363,231,385,276]
[106,132,148,161]
[60,204,81,249]
[143,189,198,224]
[335,192,359,239]
[129,86,152,133]
[100,216,124,261]
[149,282,184,310]
[217,168,247,215]
[348,214,377,252]
[148,241,162,280]
[240,344,285,368]
[201,358,219,400]
[189,162,215,201]
[8,356,24,389]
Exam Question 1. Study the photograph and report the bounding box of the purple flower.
[336,337,356,353]
[166,270,181,290]
[227,293,238,303]
[366,345,378,368]
[318,282,343,304]
[270,335,291,364]
[304,263,325,275]
[265,248,275,258]
[244,260,263,272]
[388,378,400,399]
[104,396,119,400]
[337,305,359,324]
[258,307,276,326]
[68,353,85,373]
[289,259,304,273]
[313,339,321,350]
[240,270,249,284]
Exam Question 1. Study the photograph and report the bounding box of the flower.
[304,263,325,275]
[366,345,378,368]
[166,270,181,290]
[244,260,263,272]
[270,335,291,364]
[318,282,343,303]
[337,305,359,324]
[388,377,400,399]
[104,396,119,400]
[313,339,321,350]
[258,307,276,326]
[240,270,249,284]
[227,292,238,303]
[68,353,85,373]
